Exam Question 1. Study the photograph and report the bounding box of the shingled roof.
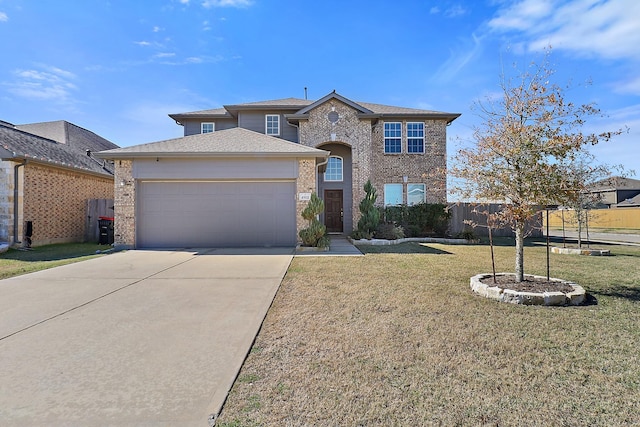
[169,93,460,123]
[95,127,329,159]
[0,123,115,177]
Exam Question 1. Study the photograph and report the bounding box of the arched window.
[324,156,343,182]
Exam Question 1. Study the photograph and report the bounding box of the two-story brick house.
[98,91,459,248]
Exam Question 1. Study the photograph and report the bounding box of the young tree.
[451,51,623,282]
[559,152,622,248]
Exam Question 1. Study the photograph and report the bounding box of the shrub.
[381,203,451,237]
[354,180,380,239]
[375,223,405,240]
[455,229,478,241]
[299,193,329,248]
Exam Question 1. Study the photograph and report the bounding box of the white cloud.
[0,11,8,22]
[154,52,176,58]
[201,0,253,8]
[6,65,78,103]
[489,0,640,61]
[613,75,640,96]
[430,6,440,14]
[134,40,152,46]
[152,26,163,32]
[432,33,484,83]
[445,5,468,18]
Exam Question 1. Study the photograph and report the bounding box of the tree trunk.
[515,221,525,282]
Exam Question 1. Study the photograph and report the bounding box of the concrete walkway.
[0,248,293,426]
[295,235,363,257]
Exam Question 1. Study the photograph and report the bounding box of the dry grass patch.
[217,241,640,427]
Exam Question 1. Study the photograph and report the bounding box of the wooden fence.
[448,203,543,238]
[546,207,640,229]
[86,199,114,242]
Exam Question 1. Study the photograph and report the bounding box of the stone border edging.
[551,246,610,256]
[350,237,473,246]
[470,273,586,306]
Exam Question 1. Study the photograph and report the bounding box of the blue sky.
[0,0,638,175]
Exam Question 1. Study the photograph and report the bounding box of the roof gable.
[294,91,373,115]
[96,127,329,159]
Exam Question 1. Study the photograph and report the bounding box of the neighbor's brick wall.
[370,119,447,204]
[296,158,317,241]
[113,160,135,248]
[23,163,114,246]
[299,99,373,230]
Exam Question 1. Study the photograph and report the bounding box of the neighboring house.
[589,176,640,208]
[97,91,460,248]
[0,121,117,247]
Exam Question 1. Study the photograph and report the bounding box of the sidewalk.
[546,230,640,246]
[295,235,363,257]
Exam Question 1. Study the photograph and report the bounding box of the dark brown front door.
[324,190,343,233]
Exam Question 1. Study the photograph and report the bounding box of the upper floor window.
[324,156,343,182]
[407,122,424,153]
[384,122,402,153]
[407,183,426,205]
[266,114,280,136]
[201,122,215,134]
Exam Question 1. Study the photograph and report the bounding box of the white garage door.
[138,181,296,248]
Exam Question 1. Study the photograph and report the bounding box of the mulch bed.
[480,274,575,293]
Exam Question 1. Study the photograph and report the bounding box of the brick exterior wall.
[299,99,449,232]
[113,160,135,248]
[370,119,447,204]
[299,99,373,231]
[296,158,317,240]
[23,163,113,246]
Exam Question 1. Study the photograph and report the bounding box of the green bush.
[375,223,405,240]
[353,180,380,239]
[381,203,450,237]
[299,193,329,248]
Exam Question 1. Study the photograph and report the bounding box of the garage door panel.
[138,181,296,248]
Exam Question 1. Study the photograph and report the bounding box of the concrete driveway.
[0,248,293,426]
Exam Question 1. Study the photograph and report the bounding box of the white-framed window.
[201,122,215,134]
[324,156,343,182]
[266,114,280,136]
[407,183,426,205]
[407,122,424,153]
[384,122,402,153]
[384,183,403,206]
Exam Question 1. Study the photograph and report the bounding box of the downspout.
[315,156,329,195]
[13,160,26,244]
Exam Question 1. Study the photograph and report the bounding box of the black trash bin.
[98,216,114,245]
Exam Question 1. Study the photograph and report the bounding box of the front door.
[324,190,343,233]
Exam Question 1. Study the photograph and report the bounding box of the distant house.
[589,176,640,208]
[0,121,118,247]
[97,91,460,248]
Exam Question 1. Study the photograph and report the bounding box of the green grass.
[0,243,107,279]
[217,239,640,426]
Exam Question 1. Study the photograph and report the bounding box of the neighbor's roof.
[15,120,119,152]
[0,123,115,177]
[95,127,330,159]
[616,193,640,207]
[591,176,640,191]
[169,93,460,123]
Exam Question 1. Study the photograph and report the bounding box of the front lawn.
[218,239,640,426]
[0,243,107,279]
